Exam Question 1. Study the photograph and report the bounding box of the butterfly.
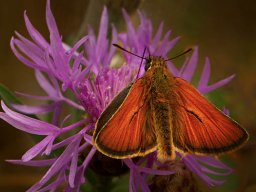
[93,45,249,162]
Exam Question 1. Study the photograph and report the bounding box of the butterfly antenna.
[164,48,193,62]
[135,47,147,79]
[113,44,146,60]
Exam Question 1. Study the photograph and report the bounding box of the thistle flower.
[0,0,236,191]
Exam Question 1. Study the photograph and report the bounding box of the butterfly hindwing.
[172,77,248,155]
[93,79,157,159]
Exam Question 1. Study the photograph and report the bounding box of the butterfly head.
[145,56,166,71]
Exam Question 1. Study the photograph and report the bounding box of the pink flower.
[0,0,235,191]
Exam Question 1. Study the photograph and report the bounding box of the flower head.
[1,0,236,191]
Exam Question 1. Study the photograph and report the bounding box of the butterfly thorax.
[144,57,175,100]
[143,58,177,161]
[145,56,167,71]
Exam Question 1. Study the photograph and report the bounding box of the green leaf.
[0,83,39,118]
[0,83,21,105]
[82,168,130,192]
[207,89,226,108]
[0,83,43,141]
[111,175,129,192]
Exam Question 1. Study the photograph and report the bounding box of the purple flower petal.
[154,30,172,55]
[167,60,179,76]
[181,154,230,186]
[6,158,57,166]
[43,136,55,155]
[67,36,88,60]
[38,176,65,192]
[15,91,54,100]
[223,107,230,116]
[82,147,96,168]
[156,36,180,56]
[196,156,233,172]
[122,9,138,49]
[201,74,235,94]
[96,7,108,62]
[39,135,81,186]
[0,101,59,135]
[35,70,60,98]
[51,134,77,151]
[12,103,57,114]
[10,37,48,72]
[24,11,49,49]
[179,46,198,81]
[30,168,66,192]
[201,166,232,176]
[138,166,174,175]
[46,0,62,50]
[51,101,62,125]
[151,22,163,49]
[137,11,152,47]
[27,182,44,192]
[69,136,82,188]
[198,57,211,89]
[14,32,46,66]
[124,159,152,192]
[22,135,55,161]
[129,170,135,192]
[66,166,85,192]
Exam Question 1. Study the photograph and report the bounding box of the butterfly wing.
[93,79,157,159]
[172,77,248,155]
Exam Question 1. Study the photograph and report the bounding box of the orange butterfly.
[93,46,248,162]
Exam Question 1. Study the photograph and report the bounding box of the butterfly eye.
[145,59,152,71]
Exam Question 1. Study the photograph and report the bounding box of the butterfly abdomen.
[152,101,175,161]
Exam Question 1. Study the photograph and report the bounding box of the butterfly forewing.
[94,85,132,137]
[93,79,157,158]
[172,77,248,155]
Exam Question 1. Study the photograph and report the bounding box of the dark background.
[0,0,255,191]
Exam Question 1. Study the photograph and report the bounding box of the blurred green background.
[0,0,255,191]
